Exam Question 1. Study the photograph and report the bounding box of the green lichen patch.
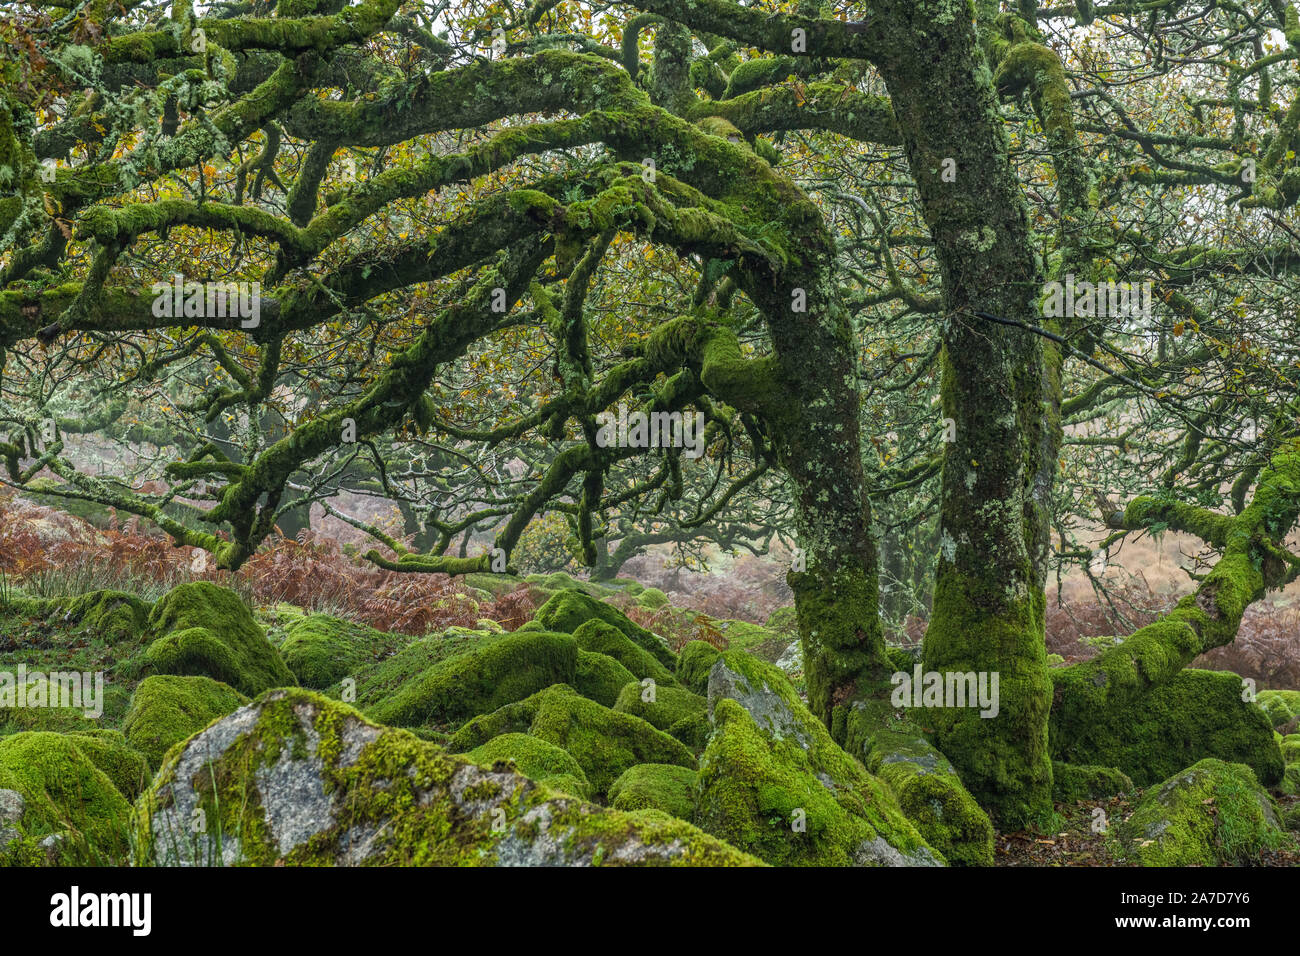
[1113,759,1294,866]
[697,651,942,866]
[279,614,411,689]
[467,732,592,799]
[574,650,637,707]
[533,589,676,669]
[364,631,577,731]
[145,582,294,696]
[573,619,678,686]
[132,689,758,866]
[1051,668,1284,787]
[122,674,249,770]
[608,764,698,821]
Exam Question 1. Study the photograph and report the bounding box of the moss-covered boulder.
[842,698,994,867]
[574,650,637,707]
[122,675,249,769]
[279,614,410,689]
[31,590,152,644]
[1280,732,1300,795]
[573,620,677,685]
[1113,759,1294,866]
[1052,762,1135,802]
[133,689,759,866]
[1050,667,1285,787]
[533,589,676,669]
[608,764,698,821]
[637,588,670,610]
[326,629,504,711]
[764,606,798,635]
[465,572,523,598]
[448,684,696,798]
[365,631,577,731]
[716,619,786,656]
[613,681,709,750]
[676,640,721,695]
[697,652,942,866]
[0,670,129,736]
[1256,689,1300,728]
[145,582,294,696]
[63,730,151,802]
[0,732,132,859]
[466,733,591,799]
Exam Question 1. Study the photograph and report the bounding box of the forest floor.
[997,794,1300,866]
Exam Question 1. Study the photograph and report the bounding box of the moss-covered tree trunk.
[869,0,1054,826]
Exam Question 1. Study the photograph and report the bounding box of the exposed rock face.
[133,688,761,867]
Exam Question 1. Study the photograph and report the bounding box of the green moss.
[44,590,151,644]
[145,582,294,695]
[697,698,939,866]
[697,651,941,866]
[842,697,994,867]
[280,614,410,689]
[637,588,669,610]
[0,732,132,859]
[764,606,798,635]
[1256,689,1300,728]
[0,672,131,736]
[465,572,524,598]
[365,631,577,731]
[448,684,695,799]
[328,629,505,710]
[64,730,151,802]
[608,764,698,821]
[133,688,757,866]
[574,650,637,707]
[1051,668,1284,787]
[613,680,708,741]
[921,563,1052,829]
[533,588,676,669]
[467,732,591,799]
[1114,759,1294,866]
[1051,761,1134,802]
[716,619,784,652]
[676,640,721,695]
[122,674,249,769]
[573,619,677,686]
[526,685,696,798]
